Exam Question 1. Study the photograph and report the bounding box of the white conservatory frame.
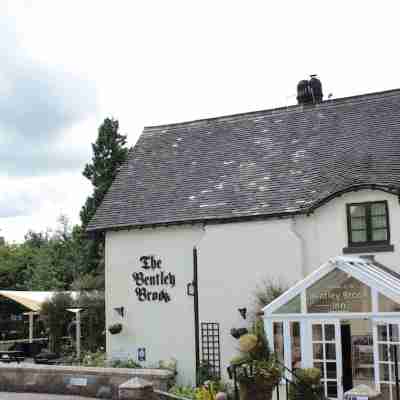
[263,256,400,400]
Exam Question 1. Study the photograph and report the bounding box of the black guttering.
[86,183,400,233]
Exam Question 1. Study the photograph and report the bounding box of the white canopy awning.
[0,291,78,312]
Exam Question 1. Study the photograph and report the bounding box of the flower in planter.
[238,334,258,353]
[229,319,282,400]
[108,323,123,335]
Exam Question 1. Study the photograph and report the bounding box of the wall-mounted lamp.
[187,282,195,297]
[238,307,247,320]
[114,306,125,318]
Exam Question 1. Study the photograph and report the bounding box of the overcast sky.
[2,1,400,242]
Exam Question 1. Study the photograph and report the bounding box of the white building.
[87,82,400,399]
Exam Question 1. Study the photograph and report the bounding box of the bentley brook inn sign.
[131,255,176,303]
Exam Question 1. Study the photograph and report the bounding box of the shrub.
[75,291,105,351]
[288,368,323,400]
[81,349,107,367]
[169,381,228,400]
[159,358,177,374]
[252,278,288,320]
[40,292,74,353]
[111,358,141,368]
[169,385,197,399]
[197,362,220,385]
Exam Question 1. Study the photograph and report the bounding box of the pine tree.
[78,118,129,288]
[81,118,129,227]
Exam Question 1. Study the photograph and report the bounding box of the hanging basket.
[108,323,123,335]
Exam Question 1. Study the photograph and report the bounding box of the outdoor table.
[0,350,25,363]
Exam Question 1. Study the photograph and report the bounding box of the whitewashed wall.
[105,225,205,385]
[105,189,400,385]
[296,190,400,274]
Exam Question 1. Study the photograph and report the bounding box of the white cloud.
[0,7,97,177]
[2,0,400,242]
[0,174,91,241]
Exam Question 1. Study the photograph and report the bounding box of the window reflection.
[273,322,284,364]
[291,322,301,370]
[307,268,371,313]
[273,295,301,314]
[379,294,400,313]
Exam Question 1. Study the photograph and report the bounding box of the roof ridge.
[143,87,400,132]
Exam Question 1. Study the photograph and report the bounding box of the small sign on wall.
[138,347,146,362]
[70,377,88,387]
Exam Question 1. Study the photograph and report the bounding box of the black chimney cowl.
[297,76,323,105]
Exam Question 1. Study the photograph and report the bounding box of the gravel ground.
[0,394,99,400]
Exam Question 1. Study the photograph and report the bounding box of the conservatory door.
[374,321,400,400]
[310,321,343,400]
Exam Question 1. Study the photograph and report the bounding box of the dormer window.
[343,200,394,254]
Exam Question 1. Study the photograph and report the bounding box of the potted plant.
[230,319,282,400]
[288,368,323,400]
[108,323,123,335]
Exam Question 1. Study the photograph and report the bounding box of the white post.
[76,310,81,361]
[67,308,83,362]
[29,312,34,344]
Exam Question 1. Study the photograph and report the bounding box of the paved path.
[0,394,98,399]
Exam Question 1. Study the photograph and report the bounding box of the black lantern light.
[187,281,196,296]
[114,306,125,318]
[238,307,247,320]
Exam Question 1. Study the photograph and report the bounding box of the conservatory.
[263,256,400,400]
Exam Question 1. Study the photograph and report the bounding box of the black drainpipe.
[193,246,200,386]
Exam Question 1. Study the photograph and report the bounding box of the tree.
[41,292,74,353]
[81,118,128,228]
[78,118,129,288]
[75,291,105,352]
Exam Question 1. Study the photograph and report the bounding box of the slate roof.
[87,88,400,232]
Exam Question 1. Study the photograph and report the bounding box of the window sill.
[342,244,394,254]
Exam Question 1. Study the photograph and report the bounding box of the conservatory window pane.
[312,324,323,341]
[325,324,335,341]
[273,322,284,364]
[307,268,372,313]
[379,294,400,312]
[291,322,301,370]
[273,294,301,314]
[378,325,388,341]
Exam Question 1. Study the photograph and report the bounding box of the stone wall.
[0,363,174,399]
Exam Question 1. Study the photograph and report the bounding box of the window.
[343,201,393,254]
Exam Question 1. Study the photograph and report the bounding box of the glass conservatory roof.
[264,256,400,316]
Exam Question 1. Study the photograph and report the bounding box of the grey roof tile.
[87,89,400,232]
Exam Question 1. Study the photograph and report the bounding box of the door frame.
[372,318,400,399]
[307,319,343,400]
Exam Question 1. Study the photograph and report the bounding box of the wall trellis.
[201,322,221,379]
